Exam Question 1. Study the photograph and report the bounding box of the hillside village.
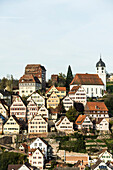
[0,58,113,170]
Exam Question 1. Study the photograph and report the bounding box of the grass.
[96,139,103,143]
[86,140,95,143]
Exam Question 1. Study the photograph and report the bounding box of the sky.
[0,0,113,80]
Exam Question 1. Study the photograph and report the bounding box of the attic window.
[95,105,99,109]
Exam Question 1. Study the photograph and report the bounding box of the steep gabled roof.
[19,74,41,84]
[55,116,70,126]
[46,85,66,94]
[91,159,103,170]
[75,115,86,125]
[56,87,66,91]
[70,74,104,85]
[0,99,8,111]
[68,86,80,94]
[85,102,108,111]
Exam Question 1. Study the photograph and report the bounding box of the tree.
[0,152,28,170]
[74,102,84,113]
[66,65,73,92]
[66,107,78,122]
[57,73,66,87]
[56,102,66,113]
[104,95,113,116]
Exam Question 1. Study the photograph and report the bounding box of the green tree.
[66,65,73,92]
[57,73,66,87]
[104,95,113,116]
[0,152,28,170]
[66,107,77,122]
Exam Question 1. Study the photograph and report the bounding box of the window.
[39,143,42,146]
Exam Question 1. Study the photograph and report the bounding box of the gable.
[63,96,73,102]
[11,97,25,107]
[39,105,47,112]
[31,114,47,124]
[50,86,58,93]
[5,116,19,126]
[18,164,30,170]
[30,137,47,148]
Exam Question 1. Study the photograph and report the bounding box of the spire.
[96,55,105,67]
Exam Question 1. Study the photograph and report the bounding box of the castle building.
[25,64,46,89]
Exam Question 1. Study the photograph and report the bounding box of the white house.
[55,116,74,133]
[27,91,45,107]
[27,99,38,121]
[29,148,44,169]
[84,102,109,122]
[10,96,27,122]
[98,150,113,163]
[19,74,41,97]
[30,137,48,159]
[62,95,74,111]
[28,114,48,135]
[38,105,49,119]
[68,85,87,106]
[94,118,109,132]
[75,115,93,130]
[3,115,22,134]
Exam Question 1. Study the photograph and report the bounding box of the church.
[70,58,106,98]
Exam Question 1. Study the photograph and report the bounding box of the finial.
[100,53,101,59]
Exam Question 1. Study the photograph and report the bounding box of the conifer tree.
[66,65,73,92]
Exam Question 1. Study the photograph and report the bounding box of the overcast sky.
[0,0,113,80]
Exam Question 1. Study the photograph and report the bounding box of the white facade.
[55,116,73,133]
[19,83,41,97]
[29,148,44,169]
[18,164,30,170]
[99,150,113,163]
[28,115,48,135]
[62,96,74,111]
[96,59,106,90]
[95,118,109,131]
[76,116,93,130]
[10,96,26,122]
[27,92,45,107]
[70,84,104,98]
[69,86,87,105]
[38,105,49,119]
[27,99,38,121]
[30,137,48,159]
[3,116,20,134]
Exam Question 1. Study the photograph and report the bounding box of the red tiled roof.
[70,74,104,85]
[19,74,41,84]
[68,86,80,94]
[56,87,66,91]
[46,86,66,94]
[75,115,86,125]
[85,102,108,111]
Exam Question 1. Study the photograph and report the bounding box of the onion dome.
[96,57,105,67]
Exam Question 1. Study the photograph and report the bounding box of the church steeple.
[96,55,106,90]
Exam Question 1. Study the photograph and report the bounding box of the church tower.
[96,56,106,90]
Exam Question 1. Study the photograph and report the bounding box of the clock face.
[99,63,101,66]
